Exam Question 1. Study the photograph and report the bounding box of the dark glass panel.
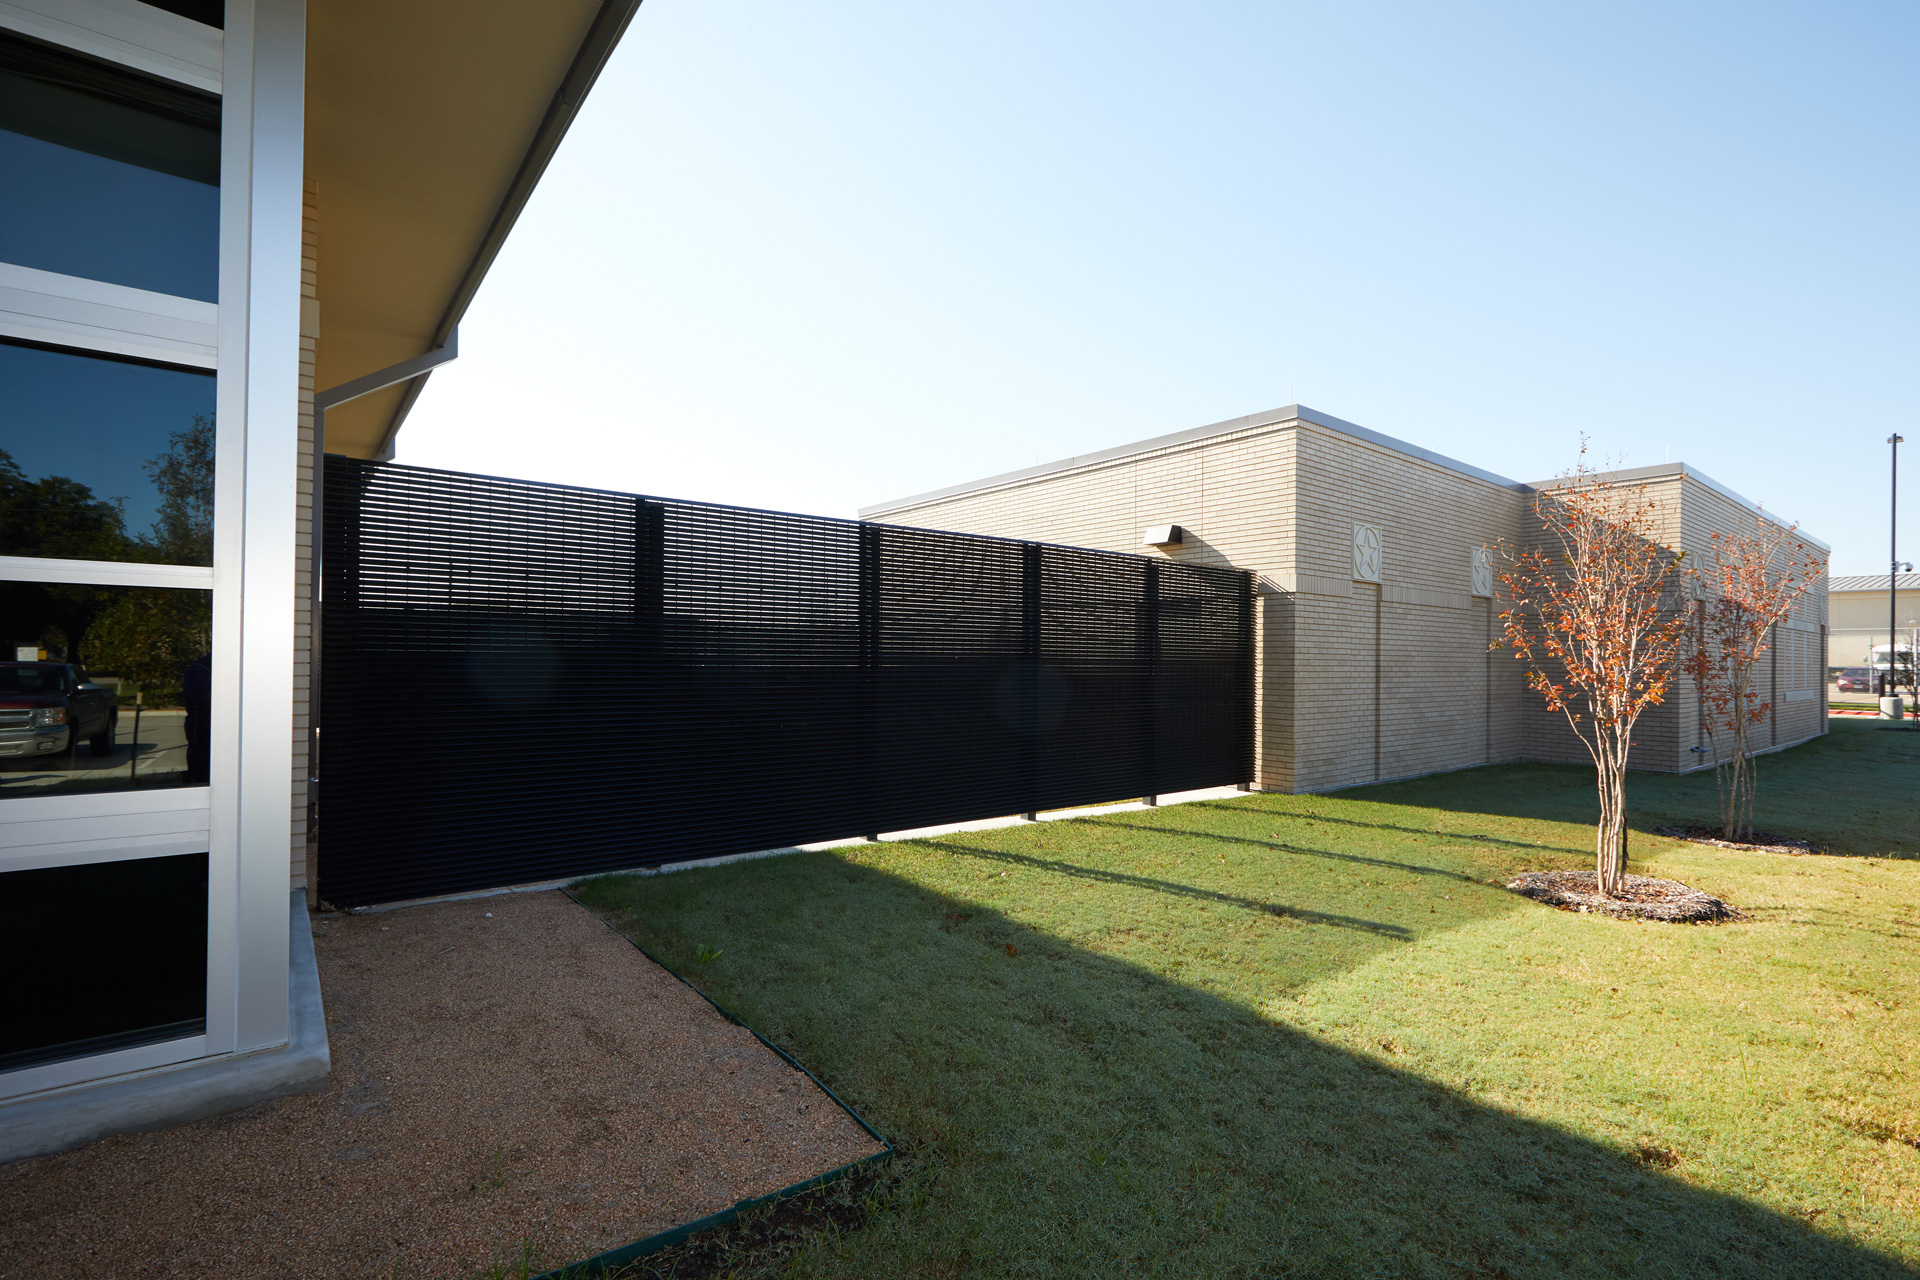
[0,853,207,1073]
[0,340,216,566]
[144,0,224,29]
[0,584,212,796]
[0,31,219,299]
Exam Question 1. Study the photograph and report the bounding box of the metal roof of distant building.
[858,404,1525,518]
[858,402,1830,552]
[1831,574,1920,593]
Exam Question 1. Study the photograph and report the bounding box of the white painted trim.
[0,799,209,863]
[0,554,213,588]
[0,1034,206,1102]
[0,781,207,824]
[0,0,221,93]
[0,263,218,369]
[0,836,210,872]
[207,0,303,1059]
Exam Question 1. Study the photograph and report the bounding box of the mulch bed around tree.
[1506,871,1749,923]
[1652,823,1821,856]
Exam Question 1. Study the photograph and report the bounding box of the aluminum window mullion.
[0,556,213,590]
[0,264,219,368]
[206,0,301,1060]
[0,0,222,93]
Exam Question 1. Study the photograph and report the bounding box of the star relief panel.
[1472,547,1494,597]
[1352,523,1382,583]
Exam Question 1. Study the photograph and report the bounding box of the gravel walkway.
[0,890,883,1279]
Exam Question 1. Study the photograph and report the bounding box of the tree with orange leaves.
[1687,517,1819,842]
[1495,455,1696,898]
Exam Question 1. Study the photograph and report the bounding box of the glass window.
[0,340,216,566]
[1,582,213,796]
[0,30,220,300]
[146,1,224,28]
[0,853,207,1073]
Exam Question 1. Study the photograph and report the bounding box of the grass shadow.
[1319,720,1920,859]
[1094,809,1536,877]
[909,837,1415,939]
[573,844,1917,1279]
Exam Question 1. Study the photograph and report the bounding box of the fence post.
[632,496,666,861]
[858,522,883,831]
[1021,541,1043,819]
[1240,567,1257,789]
[1143,558,1160,800]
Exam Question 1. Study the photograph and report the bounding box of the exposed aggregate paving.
[0,889,881,1279]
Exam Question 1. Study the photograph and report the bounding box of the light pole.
[1891,433,1908,710]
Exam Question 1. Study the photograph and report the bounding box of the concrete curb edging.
[355,786,1254,914]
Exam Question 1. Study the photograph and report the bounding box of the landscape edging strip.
[529,886,895,1279]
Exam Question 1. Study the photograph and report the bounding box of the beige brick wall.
[1670,474,1830,767]
[1511,473,1690,773]
[292,179,317,892]
[871,415,1829,794]
[872,413,1538,792]
[1497,470,1827,777]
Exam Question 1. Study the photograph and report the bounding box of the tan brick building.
[861,405,1830,794]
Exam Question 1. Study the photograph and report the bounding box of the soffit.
[304,0,605,458]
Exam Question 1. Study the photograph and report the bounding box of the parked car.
[1836,667,1875,693]
[0,662,118,764]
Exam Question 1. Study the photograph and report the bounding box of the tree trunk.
[1594,737,1629,898]
[1718,621,1759,843]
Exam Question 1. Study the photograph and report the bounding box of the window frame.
[0,0,221,94]
[0,0,302,1101]
[0,265,219,367]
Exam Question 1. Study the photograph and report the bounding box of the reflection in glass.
[0,582,212,796]
[145,0,224,28]
[0,31,220,300]
[0,341,216,565]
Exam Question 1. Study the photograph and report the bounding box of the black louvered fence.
[318,457,1254,907]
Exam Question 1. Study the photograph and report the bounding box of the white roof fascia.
[858,403,1527,518]
[858,404,1831,558]
[1529,462,1831,555]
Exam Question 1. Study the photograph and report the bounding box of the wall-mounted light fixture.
[1141,525,1184,548]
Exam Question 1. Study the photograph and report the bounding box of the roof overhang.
[304,0,641,458]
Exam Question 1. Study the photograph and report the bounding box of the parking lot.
[0,709,189,794]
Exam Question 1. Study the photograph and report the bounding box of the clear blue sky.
[398,0,1918,576]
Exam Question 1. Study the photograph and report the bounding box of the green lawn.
[572,720,1920,1279]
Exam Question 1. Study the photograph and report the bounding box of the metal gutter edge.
[1527,461,1832,555]
[371,0,647,460]
[535,888,894,1279]
[857,403,1528,518]
[0,891,331,1165]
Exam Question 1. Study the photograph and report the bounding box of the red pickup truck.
[0,662,118,764]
